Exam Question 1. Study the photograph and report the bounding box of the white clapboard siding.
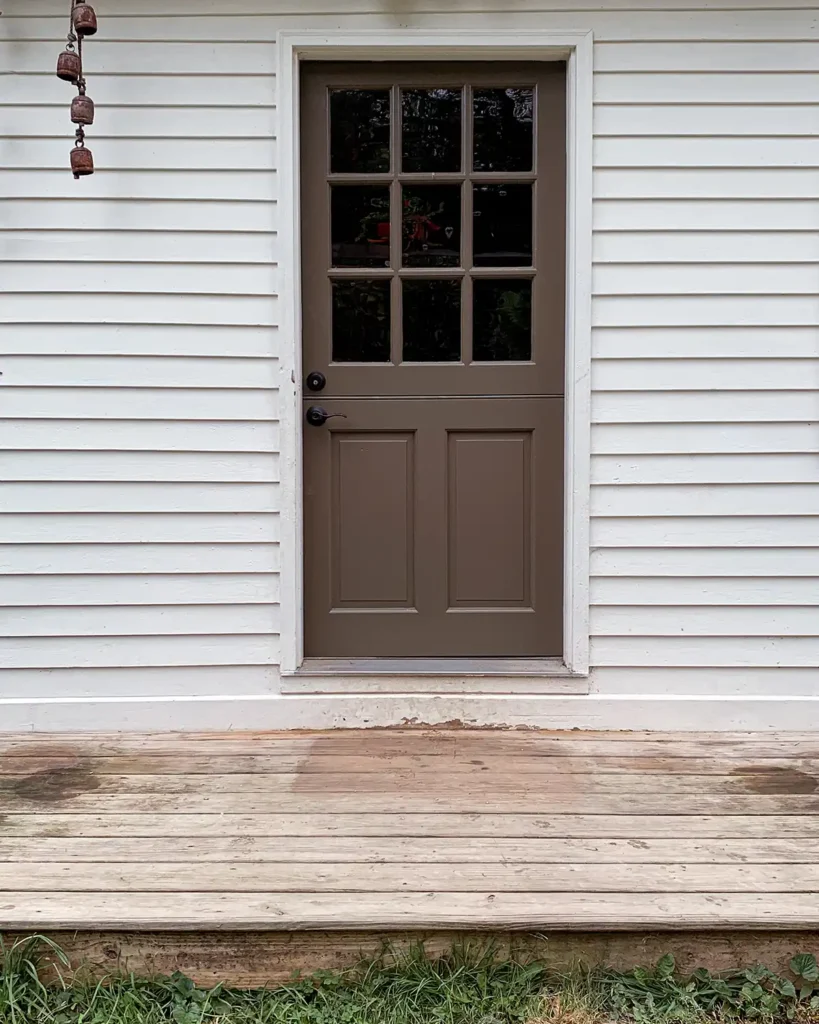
[0,452,280,483]
[0,356,278,389]
[0,325,280,357]
[0,107,275,139]
[0,514,280,544]
[0,231,278,263]
[0,574,280,606]
[2,483,279,513]
[1,421,281,452]
[591,577,819,605]
[595,106,819,138]
[590,549,819,577]
[0,201,278,233]
[592,485,819,517]
[2,0,819,714]
[0,545,281,575]
[594,233,819,263]
[594,201,819,231]
[593,359,819,390]
[593,392,819,422]
[0,635,280,670]
[591,516,819,546]
[592,606,819,636]
[0,605,278,637]
[592,423,819,454]
[592,454,819,485]
[593,327,819,358]
[0,389,277,419]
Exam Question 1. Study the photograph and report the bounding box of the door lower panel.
[304,398,563,657]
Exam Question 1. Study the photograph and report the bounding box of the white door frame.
[276,30,593,680]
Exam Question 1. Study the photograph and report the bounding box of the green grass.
[1,936,818,1024]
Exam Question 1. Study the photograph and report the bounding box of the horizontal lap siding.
[590,16,819,689]
[1,0,817,703]
[0,0,281,696]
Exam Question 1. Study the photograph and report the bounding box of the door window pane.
[473,88,534,172]
[330,90,391,173]
[473,184,532,267]
[402,185,461,267]
[402,89,462,172]
[473,280,532,361]
[332,186,391,267]
[402,279,461,362]
[332,280,391,362]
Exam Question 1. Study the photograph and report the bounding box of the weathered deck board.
[0,730,817,931]
[4,892,819,931]
[4,862,819,893]
[4,813,819,839]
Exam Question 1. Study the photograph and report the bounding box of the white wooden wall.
[1,0,818,730]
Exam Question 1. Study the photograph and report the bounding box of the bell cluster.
[56,1,98,178]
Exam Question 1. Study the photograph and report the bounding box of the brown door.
[302,62,566,658]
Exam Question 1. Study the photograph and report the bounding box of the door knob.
[306,371,326,392]
[306,406,347,427]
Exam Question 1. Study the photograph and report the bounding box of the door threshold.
[285,658,587,695]
[297,657,573,677]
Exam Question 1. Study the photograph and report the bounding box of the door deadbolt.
[306,371,326,392]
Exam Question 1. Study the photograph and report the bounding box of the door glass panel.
[402,185,461,267]
[332,186,391,267]
[473,184,532,267]
[401,88,462,172]
[330,89,391,173]
[332,279,391,362]
[473,88,534,172]
[473,280,532,361]
[402,279,461,362]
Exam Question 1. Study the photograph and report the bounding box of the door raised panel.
[331,433,415,609]
[448,432,532,608]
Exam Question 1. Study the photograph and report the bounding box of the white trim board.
[276,31,594,687]
[3,694,819,733]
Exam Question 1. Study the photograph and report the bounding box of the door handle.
[306,406,348,427]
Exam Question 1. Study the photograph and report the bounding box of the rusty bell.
[72,3,98,36]
[71,143,94,178]
[71,94,95,126]
[56,48,82,82]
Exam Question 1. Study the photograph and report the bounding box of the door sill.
[282,658,588,695]
[299,657,572,677]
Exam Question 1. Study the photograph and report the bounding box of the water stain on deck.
[2,755,101,805]
[731,765,817,795]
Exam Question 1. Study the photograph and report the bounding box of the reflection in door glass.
[402,185,461,267]
[402,279,461,361]
[473,280,532,361]
[401,89,462,172]
[473,88,534,171]
[473,184,532,267]
[330,90,391,173]
[332,186,391,267]
[332,279,391,362]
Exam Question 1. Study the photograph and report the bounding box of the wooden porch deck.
[1,730,819,934]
